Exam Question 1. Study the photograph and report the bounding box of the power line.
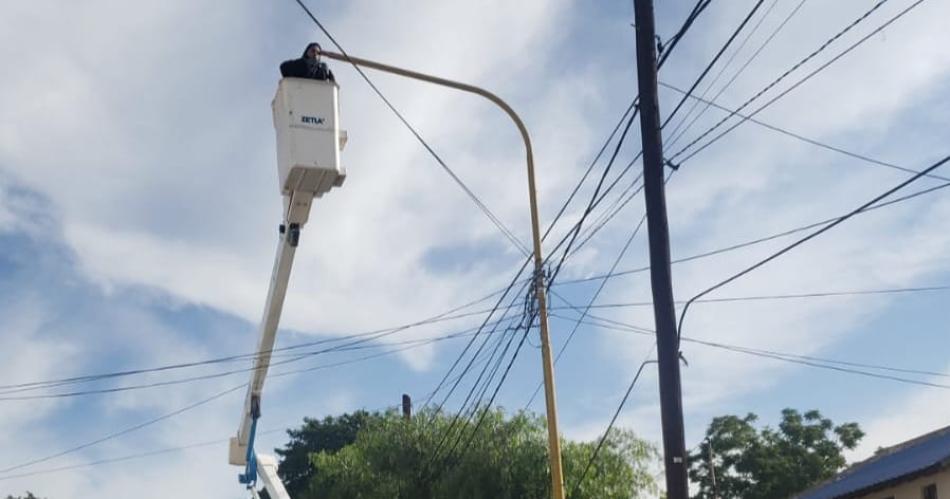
[0,316,520,401]
[542,99,639,243]
[677,153,950,345]
[0,331,505,476]
[0,435,240,482]
[555,178,950,286]
[0,384,245,475]
[660,0,768,129]
[422,99,645,411]
[429,0,722,468]
[423,261,533,409]
[569,358,657,498]
[664,0,781,140]
[569,174,644,256]
[685,338,950,380]
[425,324,532,478]
[673,0,928,164]
[518,0,723,412]
[550,312,950,391]
[659,81,950,182]
[292,0,530,255]
[550,284,950,310]
[543,0,763,275]
[666,0,809,149]
[657,0,714,69]
[0,283,515,395]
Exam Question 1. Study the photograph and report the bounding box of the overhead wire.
[659,0,768,130]
[550,312,950,391]
[672,0,928,164]
[666,0,809,149]
[0,384,245,475]
[0,326,514,477]
[555,177,950,286]
[559,284,950,310]
[0,284,514,394]
[676,153,950,346]
[568,358,657,498]
[0,315,521,401]
[659,81,950,182]
[664,0,782,142]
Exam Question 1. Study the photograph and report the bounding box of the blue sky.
[1,0,949,497]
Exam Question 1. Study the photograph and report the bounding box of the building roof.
[797,425,950,499]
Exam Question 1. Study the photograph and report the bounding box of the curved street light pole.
[319,50,565,499]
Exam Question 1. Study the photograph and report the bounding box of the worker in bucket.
[279,42,335,81]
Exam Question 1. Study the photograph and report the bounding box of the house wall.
[855,469,950,499]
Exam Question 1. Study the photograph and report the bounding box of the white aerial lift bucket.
[272,77,347,201]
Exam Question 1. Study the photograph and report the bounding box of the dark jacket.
[279,44,335,81]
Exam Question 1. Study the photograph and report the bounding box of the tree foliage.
[273,410,381,497]
[277,407,657,499]
[4,493,43,499]
[688,408,864,499]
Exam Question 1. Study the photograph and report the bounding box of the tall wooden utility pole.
[632,0,690,497]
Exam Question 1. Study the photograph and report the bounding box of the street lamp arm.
[319,50,534,172]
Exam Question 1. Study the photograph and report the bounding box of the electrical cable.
[660,0,768,130]
[541,100,639,243]
[0,315,520,401]
[550,311,950,391]
[427,323,533,482]
[659,81,950,182]
[434,17,715,458]
[677,153,950,346]
[421,280,532,454]
[556,178,950,286]
[0,431,284,482]
[0,384,245,475]
[553,284,950,310]
[666,0,808,149]
[568,358,657,498]
[569,174,644,257]
[0,285,513,394]
[664,0,782,142]
[423,261,533,409]
[672,0,927,164]
[0,332,510,478]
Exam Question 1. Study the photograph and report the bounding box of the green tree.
[271,410,381,497]
[688,408,864,499]
[299,408,657,499]
[4,493,43,499]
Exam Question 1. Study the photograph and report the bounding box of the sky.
[1,0,949,497]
